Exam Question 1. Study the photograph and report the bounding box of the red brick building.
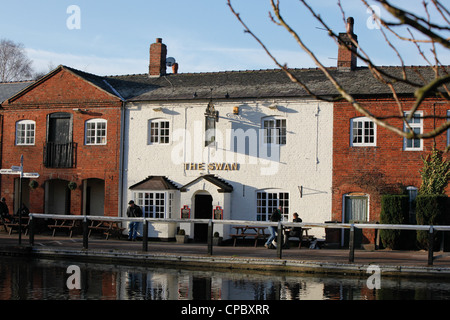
[0,65,124,217]
[331,19,450,245]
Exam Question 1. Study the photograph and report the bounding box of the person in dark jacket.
[265,206,282,249]
[126,200,143,241]
[283,212,303,248]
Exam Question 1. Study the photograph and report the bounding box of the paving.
[2,231,450,278]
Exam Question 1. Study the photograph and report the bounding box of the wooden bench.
[286,228,316,249]
[1,216,30,235]
[88,221,125,240]
[230,226,268,247]
[48,218,79,238]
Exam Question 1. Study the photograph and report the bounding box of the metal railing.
[25,213,450,266]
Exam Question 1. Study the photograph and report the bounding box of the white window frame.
[16,120,36,146]
[256,190,289,221]
[134,191,174,219]
[262,117,287,145]
[403,112,423,151]
[343,193,369,223]
[148,119,170,145]
[85,119,107,145]
[350,117,376,147]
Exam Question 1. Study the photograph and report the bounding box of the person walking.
[265,206,282,249]
[126,200,143,241]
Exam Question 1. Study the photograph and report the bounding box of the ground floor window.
[134,191,174,219]
[256,190,289,221]
[344,194,368,223]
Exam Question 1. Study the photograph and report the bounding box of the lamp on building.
[153,107,163,112]
[205,100,219,122]
[233,106,239,115]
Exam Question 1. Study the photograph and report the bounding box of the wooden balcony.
[43,142,77,168]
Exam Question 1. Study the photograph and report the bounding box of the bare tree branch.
[227,0,450,146]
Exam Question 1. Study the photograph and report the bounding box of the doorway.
[45,179,70,215]
[83,179,105,216]
[45,113,73,168]
[194,194,212,242]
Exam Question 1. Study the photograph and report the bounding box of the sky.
[0,0,449,77]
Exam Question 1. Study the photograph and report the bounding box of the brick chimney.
[149,38,167,77]
[337,17,358,71]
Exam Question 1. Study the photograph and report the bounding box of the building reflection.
[0,258,449,300]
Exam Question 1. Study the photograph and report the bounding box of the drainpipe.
[119,100,126,218]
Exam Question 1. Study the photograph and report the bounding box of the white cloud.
[26,48,148,76]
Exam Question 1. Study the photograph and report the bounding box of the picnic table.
[286,227,315,248]
[1,216,30,235]
[88,220,125,240]
[230,225,268,247]
[47,217,79,238]
[2,216,30,235]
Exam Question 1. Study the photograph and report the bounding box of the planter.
[176,234,189,244]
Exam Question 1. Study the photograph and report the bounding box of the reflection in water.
[1,257,450,300]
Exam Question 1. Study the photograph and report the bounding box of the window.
[16,120,35,145]
[256,190,289,221]
[403,112,423,151]
[344,194,368,223]
[263,118,286,145]
[149,119,170,144]
[351,117,376,146]
[85,119,107,145]
[134,191,173,219]
[406,186,418,224]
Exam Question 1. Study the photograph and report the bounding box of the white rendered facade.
[122,98,333,240]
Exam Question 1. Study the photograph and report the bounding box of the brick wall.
[1,67,122,217]
[332,98,449,243]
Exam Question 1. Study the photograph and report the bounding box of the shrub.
[380,195,410,249]
[419,147,450,195]
[416,195,449,250]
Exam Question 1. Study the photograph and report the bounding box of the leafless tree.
[227,0,450,150]
[0,39,33,82]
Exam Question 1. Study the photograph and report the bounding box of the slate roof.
[129,176,180,190]
[105,66,447,102]
[0,81,34,103]
[180,175,234,193]
[1,65,447,104]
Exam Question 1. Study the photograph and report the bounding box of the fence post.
[349,224,355,263]
[277,222,283,259]
[83,216,89,250]
[143,218,148,252]
[428,226,434,266]
[207,219,213,256]
[28,215,35,246]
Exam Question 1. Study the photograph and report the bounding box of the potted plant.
[29,180,39,189]
[176,229,188,244]
[213,231,223,246]
[68,181,77,190]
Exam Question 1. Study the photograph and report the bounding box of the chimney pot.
[172,63,179,74]
[338,17,358,71]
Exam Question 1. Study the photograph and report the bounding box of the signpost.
[0,156,39,245]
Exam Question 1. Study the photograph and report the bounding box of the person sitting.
[283,212,302,248]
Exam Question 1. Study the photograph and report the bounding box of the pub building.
[111,42,335,241]
[1,19,448,246]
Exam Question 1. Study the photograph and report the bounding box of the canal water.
[1,256,450,300]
